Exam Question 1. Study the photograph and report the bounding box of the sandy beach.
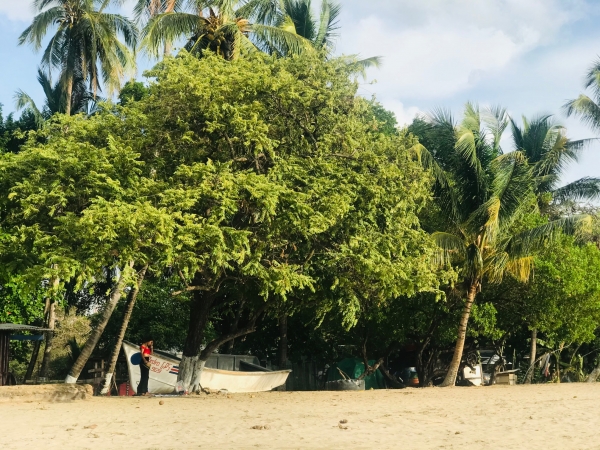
[2,383,599,449]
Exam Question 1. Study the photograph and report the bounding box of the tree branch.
[199,303,268,359]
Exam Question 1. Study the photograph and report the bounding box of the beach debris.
[339,419,348,424]
[251,425,271,430]
[159,400,164,405]
[201,387,230,396]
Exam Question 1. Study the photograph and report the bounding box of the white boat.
[122,341,291,394]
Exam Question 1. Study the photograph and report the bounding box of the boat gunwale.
[123,341,291,376]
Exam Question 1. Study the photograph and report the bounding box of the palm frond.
[338,55,382,79]
[142,12,201,57]
[314,0,340,49]
[505,215,592,257]
[251,23,313,56]
[411,142,461,224]
[14,90,45,126]
[485,252,532,283]
[19,6,65,50]
[482,105,508,154]
[583,58,600,102]
[237,0,281,25]
[431,231,466,266]
[490,151,533,223]
[552,177,600,203]
[564,95,600,133]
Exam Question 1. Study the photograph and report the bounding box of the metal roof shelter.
[0,323,49,386]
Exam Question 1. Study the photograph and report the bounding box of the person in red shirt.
[137,338,153,396]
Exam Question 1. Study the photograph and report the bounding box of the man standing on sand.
[137,338,153,396]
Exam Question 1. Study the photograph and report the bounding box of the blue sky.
[1,0,599,185]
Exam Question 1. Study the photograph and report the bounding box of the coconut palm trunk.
[64,74,73,116]
[99,264,148,395]
[524,329,537,384]
[65,267,130,383]
[440,282,478,387]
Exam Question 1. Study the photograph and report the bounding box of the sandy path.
[2,384,600,449]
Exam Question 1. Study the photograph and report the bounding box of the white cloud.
[0,2,34,22]
[335,0,588,102]
[383,100,422,127]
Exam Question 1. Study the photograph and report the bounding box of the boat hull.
[122,342,290,394]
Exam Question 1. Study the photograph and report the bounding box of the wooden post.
[0,332,10,386]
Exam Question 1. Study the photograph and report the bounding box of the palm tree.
[141,0,311,60]
[134,0,185,55]
[19,0,138,115]
[15,68,99,125]
[277,0,380,72]
[511,115,600,208]
[565,58,600,133]
[412,103,585,386]
[280,0,340,50]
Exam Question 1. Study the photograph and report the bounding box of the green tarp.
[327,357,386,389]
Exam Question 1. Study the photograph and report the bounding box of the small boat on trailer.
[122,341,291,394]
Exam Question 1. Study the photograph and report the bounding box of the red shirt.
[141,344,151,356]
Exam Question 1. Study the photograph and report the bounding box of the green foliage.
[0,52,443,371]
[0,104,38,154]
[527,236,600,344]
[118,81,149,106]
[0,278,46,325]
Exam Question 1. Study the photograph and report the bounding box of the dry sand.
[1,383,599,449]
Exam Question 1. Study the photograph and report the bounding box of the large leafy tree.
[19,0,138,115]
[510,115,600,209]
[0,113,176,382]
[98,52,443,392]
[411,103,585,386]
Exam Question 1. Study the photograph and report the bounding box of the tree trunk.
[100,265,148,395]
[39,299,56,378]
[440,282,478,387]
[177,291,216,393]
[586,359,600,382]
[162,0,176,55]
[226,298,244,353]
[39,274,60,379]
[524,329,537,384]
[555,342,564,383]
[24,340,41,382]
[278,314,288,370]
[65,74,73,116]
[65,268,129,383]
